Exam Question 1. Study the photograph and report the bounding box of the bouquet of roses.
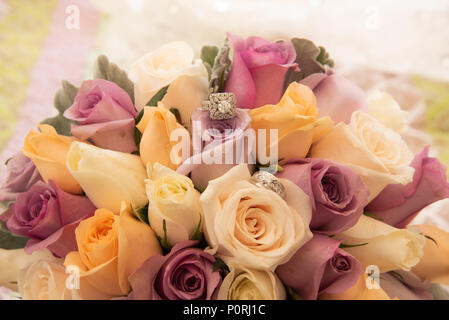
[1,33,449,300]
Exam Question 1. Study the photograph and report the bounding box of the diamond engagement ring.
[249,170,286,199]
[202,92,236,120]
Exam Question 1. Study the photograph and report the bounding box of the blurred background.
[0,0,448,180]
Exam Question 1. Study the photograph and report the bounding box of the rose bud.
[0,151,41,202]
[276,233,362,300]
[63,79,138,153]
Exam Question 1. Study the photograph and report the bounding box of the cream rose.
[145,162,202,246]
[18,260,70,300]
[335,215,426,273]
[218,265,285,300]
[130,41,209,129]
[66,141,148,213]
[0,248,53,291]
[367,90,408,133]
[200,164,312,271]
[310,111,415,201]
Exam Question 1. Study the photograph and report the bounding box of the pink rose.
[366,146,449,227]
[224,33,298,109]
[301,71,367,124]
[64,79,137,153]
[6,180,96,258]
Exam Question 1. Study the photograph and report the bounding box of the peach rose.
[412,224,449,285]
[200,164,313,271]
[64,203,161,298]
[136,104,190,169]
[22,124,88,194]
[310,111,415,201]
[249,82,333,163]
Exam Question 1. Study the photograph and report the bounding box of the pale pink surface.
[0,0,101,180]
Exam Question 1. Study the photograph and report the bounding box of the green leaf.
[209,38,232,93]
[131,204,149,225]
[430,283,449,300]
[94,55,135,104]
[134,108,145,151]
[169,107,183,125]
[201,45,219,76]
[340,242,368,249]
[40,80,78,136]
[40,114,73,136]
[283,38,333,90]
[54,80,79,114]
[146,85,168,106]
[316,46,334,68]
[286,286,302,300]
[0,220,27,250]
[156,219,172,253]
[190,215,203,241]
[212,257,229,273]
[363,211,383,221]
[424,234,439,247]
[194,184,206,193]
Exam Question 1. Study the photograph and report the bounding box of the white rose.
[145,162,202,246]
[66,141,148,213]
[218,265,286,300]
[18,260,69,300]
[367,90,408,133]
[310,111,415,201]
[200,164,313,271]
[336,215,426,273]
[0,248,53,291]
[130,41,209,130]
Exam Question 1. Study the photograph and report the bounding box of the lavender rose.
[224,33,298,109]
[6,180,96,257]
[177,108,255,189]
[0,152,42,202]
[129,240,222,300]
[64,79,138,153]
[300,71,367,124]
[276,234,362,300]
[276,158,370,234]
[366,146,449,227]
[380,270,432,300]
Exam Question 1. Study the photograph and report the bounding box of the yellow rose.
[130,41,209,129]
[66,141,148,213]
[18,260,70,300]
[217,265,285,300]
[136,104,190,170]
[411,224,449,285]
[22,124,87,194]
[335,215,425,273]
[310,111,415,201]
[64,203,161,297]
[249,82,333,162]
[145,162,202,246]
[200,164,313,271]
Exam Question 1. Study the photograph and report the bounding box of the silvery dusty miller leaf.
[40,80,78,136]
[94,54,135,104]
[283,38,333,90]
[209,38,232,93]
[200,45,219,77]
